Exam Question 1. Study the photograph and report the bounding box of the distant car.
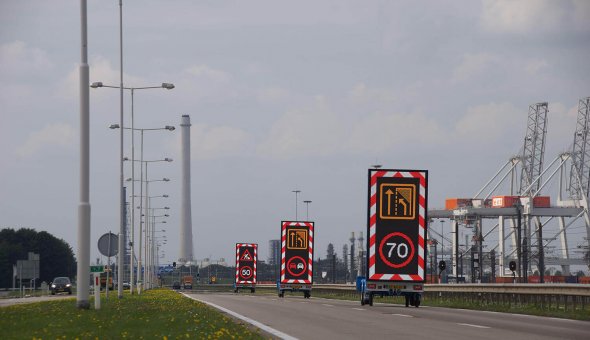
[123,282,130,289]
[50,277,72,295]
[172,281,181,290]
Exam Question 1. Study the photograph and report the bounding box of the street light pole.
[117,0,125,299]
[292,190,301,221]
[303,200,312,220]
[77,0,91,309]
[91,84,174,295]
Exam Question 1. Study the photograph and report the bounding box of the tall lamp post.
[110,122,174,294]
[92,83,174,295]
[77,0,91,309]
[292,190,301,221]
[303,200,312,221]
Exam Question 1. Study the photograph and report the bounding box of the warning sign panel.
[235,243,257,284]
[367,169,427,282]
[281,221,314,284]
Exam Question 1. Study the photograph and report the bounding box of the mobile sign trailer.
[359,169,428,307]
[277,221,314,298]
[234,243,257,293]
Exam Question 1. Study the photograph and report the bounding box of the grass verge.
[0,288,264,339]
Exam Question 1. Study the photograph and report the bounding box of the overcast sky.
[1,1,589,268]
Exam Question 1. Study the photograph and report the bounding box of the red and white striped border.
[368,170,426,281]
[235,243,257,284]
[280,221,314,284]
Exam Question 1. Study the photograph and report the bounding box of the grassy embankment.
[0,289,265,339]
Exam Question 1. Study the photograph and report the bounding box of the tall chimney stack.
[179,115,194,265]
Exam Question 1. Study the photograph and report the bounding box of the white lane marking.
[271,298,278,301]
[322,303,334,307]
[457,323,490,329]
[391,314,413,318]
[300,301,309,304]
[184,294,298,340]
[352,308,366,311]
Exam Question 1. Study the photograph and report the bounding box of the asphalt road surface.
[186,292,589,340]
[0,294,74,308]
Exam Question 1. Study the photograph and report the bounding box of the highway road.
[186,292,589,340]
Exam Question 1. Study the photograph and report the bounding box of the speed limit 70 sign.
[367,169,427,282]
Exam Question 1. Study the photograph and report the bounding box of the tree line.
[0,228,77,288]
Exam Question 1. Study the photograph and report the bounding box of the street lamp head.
[109,124,120,129]
[161,83,175,90]
[123,157,129,161]
[164,158,173,162]
[165,125,175,131]
[164,207,170,210]
[163,194,169,198]
[125,177,132,182]
[164,214,169,217]
[90,82,103,88]
[163,178,170,182]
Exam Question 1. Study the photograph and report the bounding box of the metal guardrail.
[258,283,590,296]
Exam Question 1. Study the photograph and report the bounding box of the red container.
[445,198,472,210]
[491,196,518,208]
[533,196,550,208]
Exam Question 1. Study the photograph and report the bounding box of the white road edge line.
[352,308,366,311]
[322,304,334,307]
[184,294,298,340]
[457,323,490,329]
[391,314,413,318]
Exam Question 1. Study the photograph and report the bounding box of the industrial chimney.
[179,115,194,265]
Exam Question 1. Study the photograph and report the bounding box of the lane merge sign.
[235,243,257,284]
[367,169,428,282]
[281,221,314,284]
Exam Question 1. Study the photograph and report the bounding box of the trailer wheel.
[414,294,421,308]
[251,288,255,293]
[360,294,366,306]
[278,292,284,298]
[304,291,311,299]
[404,295,410,307]
[368,293,374,306]
[234,289,238,293]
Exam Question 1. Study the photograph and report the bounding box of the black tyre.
[51,291,55,296]
[409,294,415,306]
[68,290,72,295]
[251,288,255,293]
[405,295,410,307]
[414,294,421,308]
[361,295,365,306]
[368,293,373,306]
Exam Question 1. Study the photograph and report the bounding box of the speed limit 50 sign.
[367,169,427,281]
[235,243,257,284]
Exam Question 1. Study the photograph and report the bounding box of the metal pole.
[539,222,544,283]
[77,0,91,309]
[143,162,149,289]
[130,89,135,294]
[517,205,522,282]
[117,0,124,299]
[138,131,144,293]
[293,190,301,220]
